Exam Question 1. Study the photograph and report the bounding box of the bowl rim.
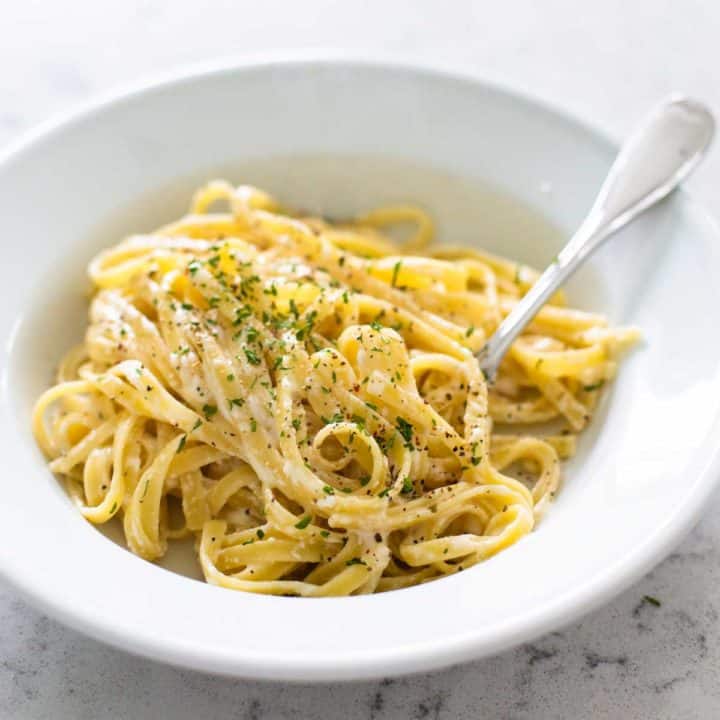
[2,51,720,681]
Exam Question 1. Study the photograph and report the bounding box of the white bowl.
[2,57,720,682]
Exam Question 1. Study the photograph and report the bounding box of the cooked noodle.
[32,181,637,596]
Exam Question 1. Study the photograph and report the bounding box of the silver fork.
[477,96,715,380]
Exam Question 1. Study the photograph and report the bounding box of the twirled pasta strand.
[32,182,638,596]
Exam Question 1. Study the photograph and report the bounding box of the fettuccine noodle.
[33,181,637,596]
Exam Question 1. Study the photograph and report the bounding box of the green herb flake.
[294,516,312,530]
[391,260,402,288]
[323,485,335,495]
[177,435,187,453]
[244,348,261,365]
[644,595,661,607]
[346,557,367,566]
[400,476,414,494]
[202,404,218,420]
[256,529,265,539]
[583,380,605,392]
[396,416,414,444]
[233,305,253,326]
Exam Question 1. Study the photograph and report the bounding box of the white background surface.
[2,1,720,718]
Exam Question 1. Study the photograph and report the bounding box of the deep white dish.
[2,56,720,681]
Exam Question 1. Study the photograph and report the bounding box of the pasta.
[32,181,638,596]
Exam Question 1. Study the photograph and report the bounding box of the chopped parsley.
[233,305,253,325]
[244,348,261,365]
[294,310,318,341]
[395,416,414,449]
[202,404,217,420]
[391,260,402,288]
[256,529,265,539]
[643,595,661,607]
[323,485,335,495]
[400,476,414,494]
[583,380,605,392]
[294,516,311,530]
[177,435,187,453]
[346,557,367,566]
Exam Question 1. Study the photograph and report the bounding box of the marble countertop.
[3,1,720,717]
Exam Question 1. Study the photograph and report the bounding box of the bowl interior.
[1,60,720,680]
